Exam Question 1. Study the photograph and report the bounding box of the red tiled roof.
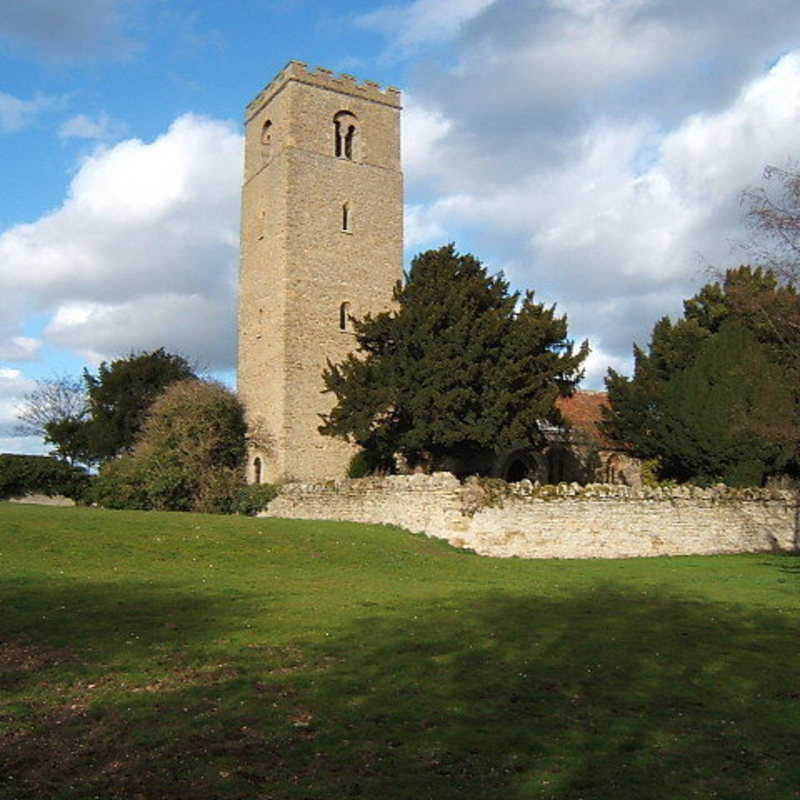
[555,390,614,448]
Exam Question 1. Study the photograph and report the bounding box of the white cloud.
[0,367,36,438]
[46,293,236,369]
[402,97,451,181]
[58,112,127,141]
[0,114,243,369]
[357,0,497,52]
[404,204,447,250]
[396,0,800,381]
[0,91,55,133]
[0,337,42,361]
[581,343,633,390]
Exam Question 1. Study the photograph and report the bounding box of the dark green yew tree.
[653,322,797,486]
[320,244,588,471]
[603,267,800,485]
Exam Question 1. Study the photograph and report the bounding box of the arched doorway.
[506,458,530,483]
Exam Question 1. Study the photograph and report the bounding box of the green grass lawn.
[1,502,799,799]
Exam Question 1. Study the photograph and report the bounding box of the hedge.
[0,454,91,501]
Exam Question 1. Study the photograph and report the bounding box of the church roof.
[555,390,615,448]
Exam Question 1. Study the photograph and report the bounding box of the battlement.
[246,60,401,120]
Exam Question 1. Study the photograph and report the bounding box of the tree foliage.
[603,268,800,485]
[90,379,249,513]
[320,244,588,471]
[652,322,796,486]
[0,453,90,501]
[83,348,196,462]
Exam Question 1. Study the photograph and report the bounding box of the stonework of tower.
[238,61,403,483]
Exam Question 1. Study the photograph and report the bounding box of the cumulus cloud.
[0,91,56,133]
[0,114,243,370]
[0,0,141,62]
[0,337,41,362]
[357,0,497,53]
[58,112,128,141]
[391,0,800,385]
[401,96,451,181]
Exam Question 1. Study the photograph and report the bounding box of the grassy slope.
[1,501,799,799]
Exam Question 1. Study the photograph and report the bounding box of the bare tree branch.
[16,376,89,437]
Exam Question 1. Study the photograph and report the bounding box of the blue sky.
[2,0,800,455]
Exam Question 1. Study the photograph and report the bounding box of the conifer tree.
[603,267,800,484]
[320,244,588,471]
[653,322,796,486]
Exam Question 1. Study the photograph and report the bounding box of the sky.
[2,0,800,456]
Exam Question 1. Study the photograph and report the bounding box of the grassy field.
[1,502,799,799]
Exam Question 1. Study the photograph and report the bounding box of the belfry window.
[333,111,358,161]
[339,301,351,331]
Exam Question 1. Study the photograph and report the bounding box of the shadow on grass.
[762,553,800,575]
[2,578,800,799]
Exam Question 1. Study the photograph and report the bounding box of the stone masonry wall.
[239,62,402,484]
[261,473,799,559]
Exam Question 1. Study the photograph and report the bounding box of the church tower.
[238,61,403,483]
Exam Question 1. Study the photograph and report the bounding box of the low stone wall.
[7,494,76,507]
[261,473,799,559]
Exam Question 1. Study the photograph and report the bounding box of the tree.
[83,348,196,462]
[724,164,800,364]
[91,379,248,513]
[320,244,588,471]
[16,376,90,464]
[740,164,800,283]
[651,322,797,486]
[603,269,800,484]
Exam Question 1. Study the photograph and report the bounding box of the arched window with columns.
[333,111,358,161]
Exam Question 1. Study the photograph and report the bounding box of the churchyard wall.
[261,473,798,559]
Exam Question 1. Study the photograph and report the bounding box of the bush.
[235,483,279,516]
[347,450,371,479]
[0,454,91,501]
[347,448,394,478]
[194,469,244,515]
[90,380,250,513]
[87,456,150,510]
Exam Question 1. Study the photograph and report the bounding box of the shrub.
[194,469,244,515]
[0,454,91,501]
[88,456,150,510]
[90,380,249,513]
[235,483,279,516]
[347,448,394,478]
[347,450,371,478]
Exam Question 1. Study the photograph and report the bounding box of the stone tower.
[238,61,403,483]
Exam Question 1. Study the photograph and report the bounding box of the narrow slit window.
[339,301,351,331]
[260,120,272,162]
[253,457,262,485]
[342,202,351,232]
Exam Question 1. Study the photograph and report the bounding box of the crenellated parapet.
[246,60,401,121]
